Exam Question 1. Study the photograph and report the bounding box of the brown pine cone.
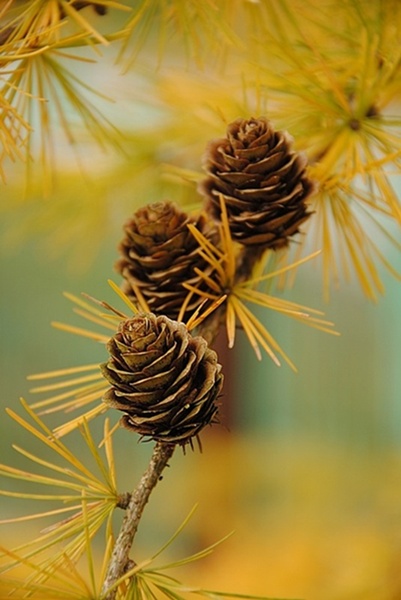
[116,202,214,321]
[199,117,315,249]
[101,313,223,445]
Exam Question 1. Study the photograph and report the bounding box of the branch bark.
[101,441,175,599]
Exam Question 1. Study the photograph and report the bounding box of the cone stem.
[101,441,175,599]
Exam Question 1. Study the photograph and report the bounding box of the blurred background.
[1,2,401,599]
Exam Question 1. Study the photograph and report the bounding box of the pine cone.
[101,313,223,445]
[116,202,213,321]
[199,117,315,249]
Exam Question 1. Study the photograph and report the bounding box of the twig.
[101,441,175,599]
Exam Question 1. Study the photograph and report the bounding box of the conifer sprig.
[185,200,338,370]
[245,0,401,297]
[0,402,119,591]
